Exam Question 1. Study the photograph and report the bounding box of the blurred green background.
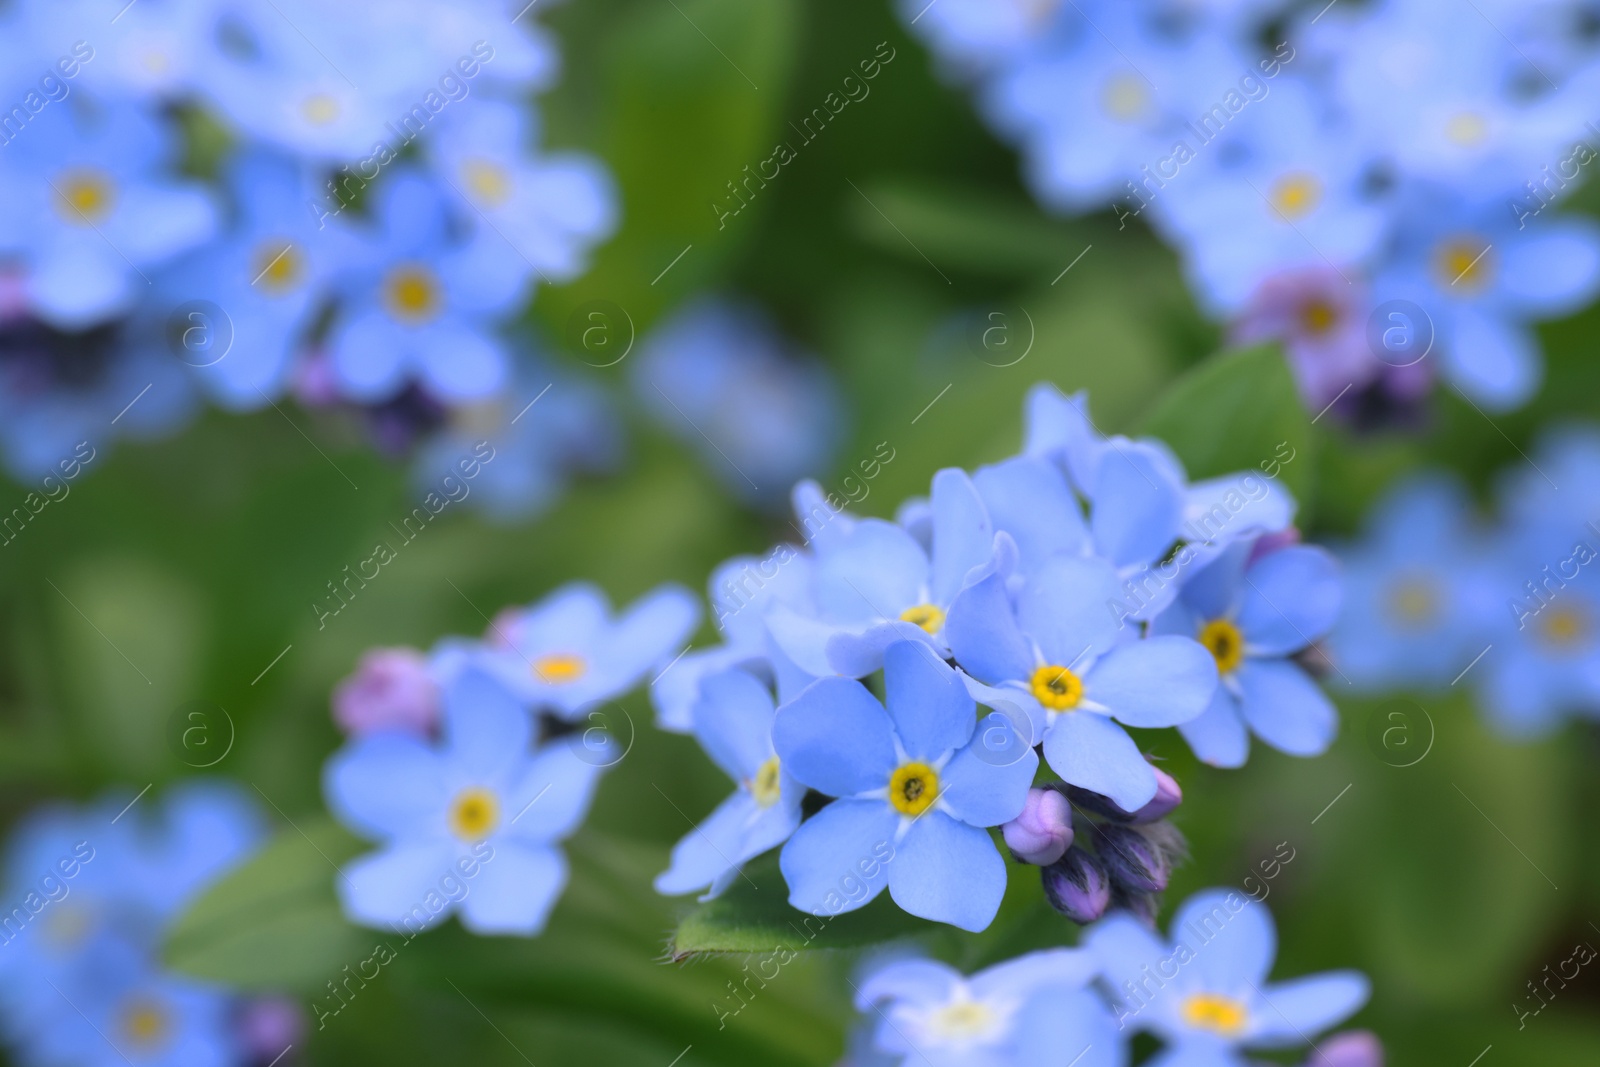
[5,0,1600,1064]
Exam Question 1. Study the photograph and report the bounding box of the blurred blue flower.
[853,948,1123,1067]
[773,640,1037,931]
[0,97,216,330]
[1086,887,1369,1066]
[438,581,699,720]
[946,556,1216,812]
[630,299,845,507]
[1152,540,1342,768]
[655,669,803,900]
[325,668,605,936]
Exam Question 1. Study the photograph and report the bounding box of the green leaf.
[163,817,371,993]
[667,852,932,958]
[1137,343,1315,508]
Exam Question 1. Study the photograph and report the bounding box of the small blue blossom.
[853,948,1123,1067]
[655,669,803,900]
[325,668,606,936]
[946,555,1217,812]
[773,640,1038,931]
[1152,539,1342,768]
[1086,887,1369,1066]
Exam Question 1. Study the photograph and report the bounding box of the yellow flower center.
[251,238,304,295]
[1433,236,1494,291]
[1100,72,1151,123]
[463,157,513,208]
[1540,605,1588,649]
[54,168,115,225]
[1199,618,1245,674]
[1030,665,1083,710]
[449,787,499,841]
[141,49,171,74]
[1445,111,1488,146]
[532,653,585,684]
[1386,576,1437,627]
[1299,297,1338,336]
[119,997,170,1050]
[750,755,783,807]
[1181,993,1249,1036]
[1270,171,1321,221]
[889,761,939,817]
[929,998,1001,1042]
[302,92,340,126]
[899,603,946,634]
[383,264,442,324]
[41,904,91,950]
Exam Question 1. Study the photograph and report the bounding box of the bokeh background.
[3,0,1600,1065]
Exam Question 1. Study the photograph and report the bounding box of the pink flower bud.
[1002,787,1074,866]
[1307,1031,1383,1067]
[1129,768,1182,824]
[332,647,439,737]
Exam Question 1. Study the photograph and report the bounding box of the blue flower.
[853,948,1123,1067]
[764,467,998,678]
[629,299,845,507]
[156,149,337,409]
[946,555,1216,811]
[1333,474,1491,693]
[1372,183,1600,410]
[440,581,699,720]
[0,96,216,329]
[773,640,1037,931]
[324,170,519,404]
[1086,887,1369,1066]
[655,669,803,899]
[325,668,606,936]
[1151,540,1342,768]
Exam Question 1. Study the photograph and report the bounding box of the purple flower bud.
[1003,787,1074,865]
[1042,847,1111,924]
[1115,888,1161,927]
[237,996,306,1060]
[1306,1031,1384,1067]
[1063,784,1131,821]
[1096,824,1170,893]
[332,647,439,737]
[1128,768,1182,824]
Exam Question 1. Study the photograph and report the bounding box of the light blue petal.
[1168,888,1276,991]
[779,799,898,916]
[1247,972,1370,1048]
[1017,555,1124,666]
[1042,712,1157,812]
[1091,439,1187,568]
[415,319,507,402]
[502,741,605,844]
[339,842,457,930]
[655,790,759,896]
[825,619,941,678]
[443,669,531,781]
[1442,307,1539,412]
[765,604,843,679]
[974,455,1091,572]
[1178,542,1251,621]
[1184,474,1296,547]
[324,733,448,841]
[1500,221,1600,317]
[1237,547,1342,654]
[329,309,409,402]
[1084,912,1169,1007]
[962,673,1047,747]
[1236,659,1338,758]
[816,519,928,623]
[609,583,701,679]
[1023,383,1100,490]
[458,842,566,936]
[772,678,897,796]
[1086,636,1218,728]
[1178,687,1250,768]
[792,478,856,555]
[937,732,1038,827]
[651,645,758,733]
[1013,989,1128,1067]
[855,958,961,1009]
[884,640,975,760]
[691,668,776,781]
[929,467,994,605]
[972,947,1098,999]
[945,571,1035,686]
[887,813,1006,931]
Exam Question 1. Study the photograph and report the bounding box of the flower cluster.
[0,0,615,511]
[653,384,1344,930]
[901,0,1600,416]
[1334,425,1600,738]
[323,581,697,935]
[0,782,289,1067]
[842,887,1374,1067]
